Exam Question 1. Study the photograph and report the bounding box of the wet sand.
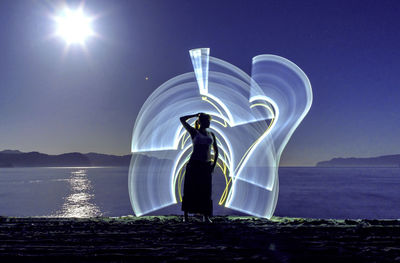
[1,215,400,262]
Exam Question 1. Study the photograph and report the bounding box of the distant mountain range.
[0,150,131,168]
[3,150,399,168]
[316,154,400,167]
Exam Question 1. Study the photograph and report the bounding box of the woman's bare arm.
[180,113,199,137]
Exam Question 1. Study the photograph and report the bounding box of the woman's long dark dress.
[181,129,213,216]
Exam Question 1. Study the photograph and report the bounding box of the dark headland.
[0,150,131,167]
[1,215,400,262]
[316,154,400,167]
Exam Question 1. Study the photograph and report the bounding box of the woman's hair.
[196,113,211,129]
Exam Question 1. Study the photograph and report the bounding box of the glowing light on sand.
[128,48,312,218]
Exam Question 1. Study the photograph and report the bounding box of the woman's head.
[197,113,211,129]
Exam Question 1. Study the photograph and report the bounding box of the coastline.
[1,216,399,262]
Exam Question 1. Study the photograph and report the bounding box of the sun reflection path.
[55,169,101,218]
[129,48,312,218]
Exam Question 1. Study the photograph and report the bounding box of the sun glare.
[55,8,94,45]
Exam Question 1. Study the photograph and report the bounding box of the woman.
[180,112,218,223]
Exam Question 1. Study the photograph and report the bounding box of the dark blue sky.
[0,0,399,166]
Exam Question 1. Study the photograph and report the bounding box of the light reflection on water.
[54,169,101,217]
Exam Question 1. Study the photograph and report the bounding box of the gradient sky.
[0,0,399,166]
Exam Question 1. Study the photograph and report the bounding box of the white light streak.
[128,48,312,218]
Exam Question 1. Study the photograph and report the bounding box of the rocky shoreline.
[1,215,400,262]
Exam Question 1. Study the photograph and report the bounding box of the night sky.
[0,0,399,166]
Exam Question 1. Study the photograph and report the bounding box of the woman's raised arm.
[180,113,199,137]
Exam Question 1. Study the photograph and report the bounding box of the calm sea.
[0,167,399,219]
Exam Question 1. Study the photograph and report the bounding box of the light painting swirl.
[128,48,312,218]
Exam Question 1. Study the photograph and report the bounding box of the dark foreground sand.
[1,215,400,262]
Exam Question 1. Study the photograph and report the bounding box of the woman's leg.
[183,211,189,222]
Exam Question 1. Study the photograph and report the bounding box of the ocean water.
[0,167,399,219]
[0,167,131,217]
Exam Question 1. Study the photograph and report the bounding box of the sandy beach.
[1,215,400,262]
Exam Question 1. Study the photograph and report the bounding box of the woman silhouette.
[180,113,218,223]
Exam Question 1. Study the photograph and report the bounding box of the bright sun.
[55,8,94,45]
